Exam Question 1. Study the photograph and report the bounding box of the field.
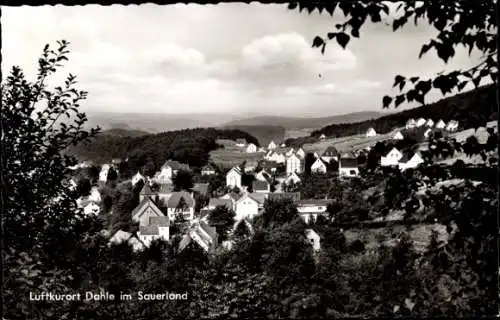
[284,128,314,140]
[210,139,266,169]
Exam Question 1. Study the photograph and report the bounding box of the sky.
[1,3,484,117]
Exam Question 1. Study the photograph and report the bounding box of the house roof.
[399,153,411,163]
[221,191,242,202]
[202,164,217,171]
[199,220,218,240]
[110,230,132,243]
[139,225,159,236]
[269,192,301,202]
[248,192,267,204]
[131,197,165,220]
[340,158,358,168]
[322,146,339,157]
[193,183,209,195]
[208,198,233,209]
[162,160,190,171]
[236,138,247,144]
[166,191,195,208]
[298,199,332,206]
[227,166,242,175]
[252,180,270,191]
[149,216,170,227]
[140,184,155,195]
[158,183,174,194]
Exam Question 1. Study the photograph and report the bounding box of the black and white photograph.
[1,1,498,319]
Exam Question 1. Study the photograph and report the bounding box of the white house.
[398,153,424,171]
[99,164,111,182]
[179,221,218,253]
[137,216,170,247]
[235,193,260,221]
[311,158,328,174]
[296,148,306,158]
[255,169,271,182]
[235,139,247,147]
[406,118,417,129]
[267,151,286,164]
[285,148,295,157]
[83,202,100,216]
[154,171,172,185]
[380,147,403,166]
[268,141,277,150]
[201,164,217,176]
[297,199,330,224]
[426,119,435,127]
[226,167,242,188]
[109,230,146,252]
[338,158,359,177]
[393,131,404,140]
[322,146,339,162]
[446,120,459,132]
[166,192,195,221]
[89,187,101,203]
[305,229,321,252]
[366,127,377,137]
[435,119,446,129]
[286,153,303,174]
[423,128,433,139]
[246,143,258,153]
[131,171,145,186]
[68,178,77,191]
[132,197,166,226]
[319,134,326,141]
[284,172,301,185]
[416,118,427,127]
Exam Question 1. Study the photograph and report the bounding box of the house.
[82,201,100,216]
[139,183,156,202]
[255,169,271,182]
[153,171,172,185]
[258,147,266,153]
[192,183,209,196]
[283,172,301,185]
[268,192,301,202]
[393,131,404,140]
[366,127,377,137]
[201,164,217,176]
[435,119,446,129]
[280,143,286,147]
[161,160,190,177]
[219,192,241,210]
[398,152,424,171]
[446,120,459,132]
[131,171,145,186]
[234,193,261,221]
[68,178,77,191]
[406,118,417,129]
[286,153,303,174]
[109,230,146,252]
[319,134,326,141]
[285,148,295,157]
[313,152,321,159]
[226,167,242,188]
[416,118,427,127]
[426,119,435,127]
[305,229,321,252]
[179,221,218,253]
[207,198,234,211]
[267,151,286,164]
[166,191,195,221]
[132,196,166,226]
[235,139,247,147]
[297,199,331,223]
[252,180,270,194]
[264,150,273,159]
[339,158,359,177]
[99,164,111,182]
[246,143,258,153]
[157,183,175,204]
[423,128,433,139]
[137,216,170,247]
[268,141,277,150]
[380,147,403,167]
[311,158,328,174]
[322,146,339,162]
[296,148,306,158]
[89,187,101,203]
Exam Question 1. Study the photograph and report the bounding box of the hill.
[287,84,496,147]
[221,111,385,130]
[221,125,286,146]
[101,128,150,138]
[66,128,260,177]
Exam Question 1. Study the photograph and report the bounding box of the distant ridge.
[220,111,385,130]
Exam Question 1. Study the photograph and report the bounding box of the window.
[350,170,356,175]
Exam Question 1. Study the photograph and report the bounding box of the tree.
[173,169,193,191]
[2,40,102,318]
[208,205,236,242]
[76,177,92,197]
[296,1,497,128]
[262,198,299,229]
[233,219,252,239]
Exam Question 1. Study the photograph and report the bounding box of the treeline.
[67,128,259,175]
[286,84,496,147]
[222,125,286,146]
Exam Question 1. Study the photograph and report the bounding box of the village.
[69,116,469,255]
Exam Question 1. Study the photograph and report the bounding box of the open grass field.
[210,139,266,169]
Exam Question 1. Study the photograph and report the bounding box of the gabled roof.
[139,225,160,236]
[208,198,233,209]
[158,183,174,194]
[162,160,190,171]
[202,163,217,171]
[252,180,270,191]
[220,191,242,202]
[235,138,247,144]
[248,192,267,205]
[340,158,358,168]
[227,166,242,176]
[199,220,218,240]
[131,197,165,221]
[149,216,170,227]
[166,191,195,208]
[268,192,301,202]
[192,183,209,196]
[312,157,328,166]
[140,183,155,195]
[298,199,331,206]
[322,146,339,157]
[109,230,133,243]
